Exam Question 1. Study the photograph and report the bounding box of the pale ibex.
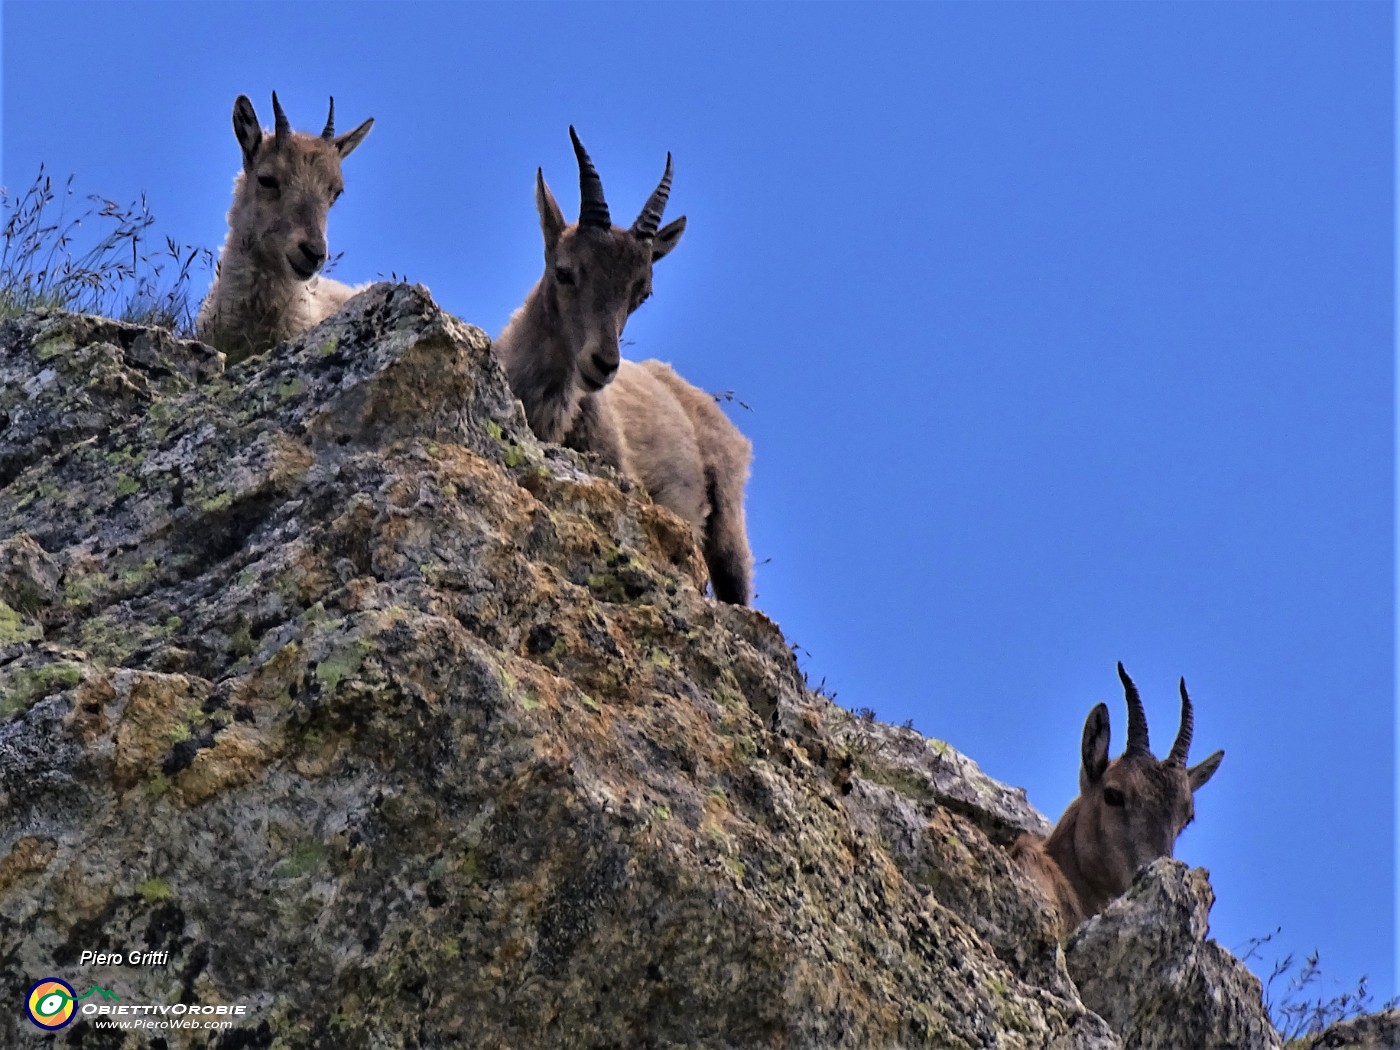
[197,92,374,362]
[1011,662,1224,936]
[494,128,754,604]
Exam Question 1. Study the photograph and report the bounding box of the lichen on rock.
[1065,858,1282,1050]
[0,285,1299,1048]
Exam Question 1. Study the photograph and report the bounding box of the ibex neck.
[494,281,583,443]
[1041,805,1107,926]
[201,224,308,359]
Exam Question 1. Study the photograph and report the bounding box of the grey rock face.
[1066,858,1282,1050]
[0,287,1274,1049]
[0,310,220,490]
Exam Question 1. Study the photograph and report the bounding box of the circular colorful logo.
[26,978,77,1030]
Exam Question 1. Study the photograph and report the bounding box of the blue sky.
[3,0,1394,1009]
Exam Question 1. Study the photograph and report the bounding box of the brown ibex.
[494,128,754,604]
[1011,662,1224,936]
[197,92,374,363]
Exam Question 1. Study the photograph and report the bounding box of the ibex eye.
[257,175,280,191]
[554,266,576,286]
[1103,787,1126,807]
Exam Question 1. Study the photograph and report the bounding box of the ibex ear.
[334,117,374,159]
[233,95,263,170]
[651,216,686,263]
[1079,703,1111,790]
[1188,749,1223,791]
[535,169,566,249]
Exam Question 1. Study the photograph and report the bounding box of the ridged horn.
[1168,678,1194,765]
[272,91,291,144]
[631,153,673,239]
[570,126,611,229]
[322,96,335,140]
[1117,662,1151,756]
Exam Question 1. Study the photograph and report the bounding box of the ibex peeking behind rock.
[1011,662,1224,937]
[197,92,374,363]
[494,128,754,604]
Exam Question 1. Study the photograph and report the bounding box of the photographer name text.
[78,950,170,967]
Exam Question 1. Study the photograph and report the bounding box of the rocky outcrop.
[1065,859,1280,1049]
[1290,1010,1400,1049]
[0,287,1282,1048]
[0,311,220,491]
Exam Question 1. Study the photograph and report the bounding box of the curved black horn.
[569,126,611,229]
[272,91,292,144]
[1168,677,1194,765]
[631,153,673,239]
[322,96,335,140]
[1117,662,1151,756]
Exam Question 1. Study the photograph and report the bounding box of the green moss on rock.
[0,661,82,718]
[0,600,41,644]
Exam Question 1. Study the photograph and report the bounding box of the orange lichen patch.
[515,467,620,519]
[425,444,539,515]
[262,431,316,487]
[252,541,339,614]
[336,576,381,612]
[291,731,346,780]
[512,455,706,595]
[632,501,707,590]
[111,672,208,792]
[174,724,275,806]
[62,670,117,745]
[229,637,308,711]
[0,836,58,896]
[53,857,116,925]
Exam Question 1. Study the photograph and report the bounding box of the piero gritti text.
[78,950,170,967]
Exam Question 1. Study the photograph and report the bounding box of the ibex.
[1011,662,1224,937]
[494,128,754,605]
[197,92,374,363]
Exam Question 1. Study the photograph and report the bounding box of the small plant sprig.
[0,164,212,335]
[1238,927,1396,1039]
[711,389,752,411]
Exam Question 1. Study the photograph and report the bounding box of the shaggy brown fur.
[494,129,754,604]
[1010,663,1224,938]
[197,92,373,362]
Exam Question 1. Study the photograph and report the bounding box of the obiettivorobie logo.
[24,978,250,1033]
[25,979,120,1030]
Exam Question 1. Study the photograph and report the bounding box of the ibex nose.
[297,240,327,271]
[590,351,619,381]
